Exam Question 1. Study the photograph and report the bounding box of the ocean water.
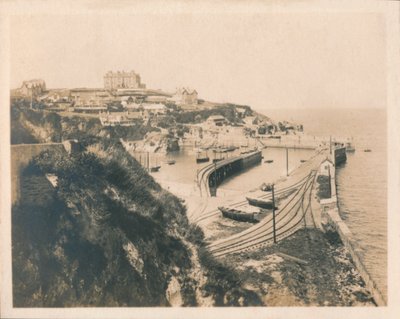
[145,107,387,300]
[263,108,387,301]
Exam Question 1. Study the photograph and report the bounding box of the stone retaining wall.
[319,162,387,306]
[11,143,64,204]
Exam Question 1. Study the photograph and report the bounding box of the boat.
[196,150,210,163]
[264,160,274,163]
[300,159,307,163]
[149,156,161,172]
[218,207,259,223]
[346,143,356,152]
[260,183,273,192]
[246,197,276,209]
[363,149,372,152]
[225,146,237,152]
[166,159,176,165]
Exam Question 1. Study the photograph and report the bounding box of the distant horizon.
[10,10,387,111]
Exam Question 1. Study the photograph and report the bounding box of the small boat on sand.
[265,160,274,163]
[246,197,276,209]
[300,159,307,163]
[218,207,259,223]
[150,165,161,172]
[260,183,273,192]
[363,149,372,152]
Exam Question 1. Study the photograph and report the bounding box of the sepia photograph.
[1,0,399,318]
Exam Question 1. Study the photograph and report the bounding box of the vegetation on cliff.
[12,140,261,306]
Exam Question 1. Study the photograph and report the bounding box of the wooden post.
[272,184,276,244]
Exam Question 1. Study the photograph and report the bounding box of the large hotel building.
[104,70,146,90]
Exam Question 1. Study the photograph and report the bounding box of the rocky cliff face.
[12,141,259,307]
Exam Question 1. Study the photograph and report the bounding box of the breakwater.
[197,150,262,197]
[318,161,386,306]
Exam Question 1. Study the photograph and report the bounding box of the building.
[70,88,113,106]
[172,87,198,106]
[104,70,146,90]
[144,95,168,104]
[99,111,143,126]
[207,115,226,126]
[142,103,167,115]
[19,79,46,97]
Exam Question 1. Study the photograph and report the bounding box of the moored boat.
[196,150,210,163]
[346,142,356,152]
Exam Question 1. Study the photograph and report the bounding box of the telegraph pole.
[272,184,276,244]
[213,161,217,196]
[286,147,289,177]
[328,163,332,197]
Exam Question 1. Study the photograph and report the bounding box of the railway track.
[193,172,311,224]
[207,170,317,257]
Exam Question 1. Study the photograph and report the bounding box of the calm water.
[264,108,387,301]
[142,146,314,195]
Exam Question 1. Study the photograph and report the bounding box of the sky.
[10,8,386,111]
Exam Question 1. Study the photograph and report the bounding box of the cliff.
[12,140,261,307]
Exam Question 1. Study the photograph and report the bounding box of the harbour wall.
[319,161,386,306]
[197,150,262,197]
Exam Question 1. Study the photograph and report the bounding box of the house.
[235,106,249,118]
[172,87,198,106]
[207,115,227,127]
[19,79,46,97]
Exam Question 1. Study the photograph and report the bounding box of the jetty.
[196,150,262,197]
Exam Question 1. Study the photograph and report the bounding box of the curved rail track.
[207,170,317,257]
[193,172,312,224]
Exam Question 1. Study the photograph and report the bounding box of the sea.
[264,108,387,301]
[146,107,387,301]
